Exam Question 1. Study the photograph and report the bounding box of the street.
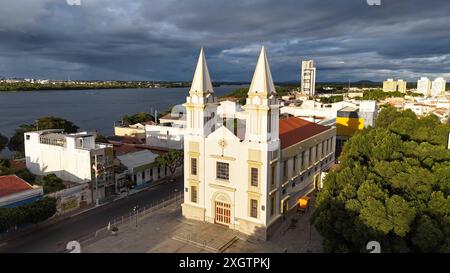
[0,178,183,253]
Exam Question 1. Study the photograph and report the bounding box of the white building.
[417,77,432,97]
[300,60,316,97]
[181,48,336,240]
[24,130,115,201]
[431,77,447,97]
[116,149,177,188]
[145,125,186,150]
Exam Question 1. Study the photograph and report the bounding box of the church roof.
[279,117,331,149]
[189,48,214,96]
[248,46,276,96]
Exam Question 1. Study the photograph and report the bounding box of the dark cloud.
[0,0,449,82]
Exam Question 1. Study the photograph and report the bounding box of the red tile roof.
[113,144,145,156]
[0,175,34,198]
[279,117,331,149]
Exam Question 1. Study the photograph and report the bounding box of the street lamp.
[133,205,138,228]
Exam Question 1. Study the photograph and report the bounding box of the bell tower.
[244,46,279,143]
[182,48,217,221]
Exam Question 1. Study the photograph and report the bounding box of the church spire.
[189,48,214,96]
[248,46,276,97]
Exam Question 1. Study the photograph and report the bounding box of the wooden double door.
[215,201,231,225]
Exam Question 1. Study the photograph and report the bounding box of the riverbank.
[0,82,193,91]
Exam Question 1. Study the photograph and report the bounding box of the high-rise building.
[383,79,407,93]
[300,60,316,97]
[417,77,432,97]
[431,77,446,97]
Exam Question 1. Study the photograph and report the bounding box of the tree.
[36,174,66,194]
[0,197,57,232]
[15,169,36,184]
[8,117,79,153]
[312,107,450,253]
[0,133,8,151]
[95,134,109,143]
[155,149,183,180]
[122,112,154,126]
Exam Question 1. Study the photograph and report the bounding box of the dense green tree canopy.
[312,106,450,252]
[8,116,78,153]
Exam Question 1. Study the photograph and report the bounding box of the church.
[181,47,336,240]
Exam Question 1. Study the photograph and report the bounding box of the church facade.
[181,47,336,240]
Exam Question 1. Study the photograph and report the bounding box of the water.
[0,86,242,157]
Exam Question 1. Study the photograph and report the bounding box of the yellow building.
[336,107,365,137]
[383,79,407,93]
[114,122,153,139]
[335,102,378,157]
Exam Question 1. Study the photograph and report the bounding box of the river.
[0,86,242,157]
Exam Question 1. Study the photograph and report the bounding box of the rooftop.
[0,175,35,198]
[117,150,158,169]
[279,117,332,150]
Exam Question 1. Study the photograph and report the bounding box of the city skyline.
[0,0,450,82]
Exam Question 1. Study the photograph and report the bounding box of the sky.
[0,0,449,82]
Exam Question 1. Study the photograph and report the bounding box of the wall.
[145,125,185,149]
[25,132,92,183]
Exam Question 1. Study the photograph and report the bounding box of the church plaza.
[82,197,323,253]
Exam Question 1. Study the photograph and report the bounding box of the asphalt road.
[0,178,183,253]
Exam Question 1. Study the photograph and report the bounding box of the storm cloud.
[0,0,449,82]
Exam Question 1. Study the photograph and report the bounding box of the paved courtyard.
[83,199,323,253]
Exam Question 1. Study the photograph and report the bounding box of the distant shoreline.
[0,82,248,92]
[0,83,190,92]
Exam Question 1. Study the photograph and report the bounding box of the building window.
[216,162,229,180]
[191,158,197,176]
[301,151,305,170]
[271,165,276,186]
[26,135,30,140]
[251,167,258,187]
[293,156,297,173]
[270,196,275,216]
[283,161,288,181]
[267,110,272,133]
[190,186,198,203]
[308,148,312,166]
[250,199,258,218]
[316,144,319,162]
